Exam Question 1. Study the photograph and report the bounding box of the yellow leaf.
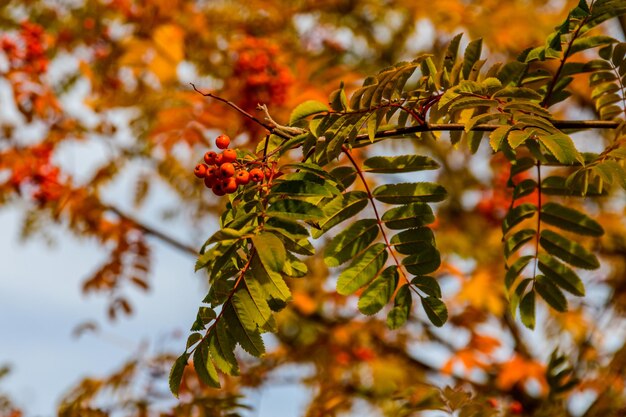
[497,355,547,393]
[150,24,184,83]
[457,269,504,316]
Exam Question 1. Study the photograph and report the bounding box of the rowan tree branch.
[353,120,620,144]
[190,84,291,140]
[105,205,198,256]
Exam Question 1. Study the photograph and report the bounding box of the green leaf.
[233,285,275,332]
[538,133,582,164]
[265,216,309,239]
[252,233,286,273]
[463,38,483,79]
[467,130,485,154]
[464,112,505,132]
[329,84,348,112]
[511,157,537,176]
[443,33,463,71]
[421,296,448,327]
[537,254,585,296]
[190,306,217,331]
[223,303,265,357]
[520,290,536,329]
[535,275,568,312]
[249,254,292,309]
[330,166,357,190]
[492,87,543,100]
[358,265,399,315]
[540,202,603,236]
[390,227,435,255]
[324,219,379,267]
[542,175,606,196]
[372,182,447,204]
[169,352,189,397]
[402,245,441,275]
[282,252,308,278]
[271,231,315,256]
[508,129,534,149]
[363,155,440,173]
[513,179,538,200]
[271,180,336,197]
[381,203,435,229]
[449,97,498,113]
[186,333,202,349]
[209,319,239,375]
[337,243,388,295]
[411,276,442,298]
[510,278,532,318]
[209,244,240,283]
[207,227,254,245]
[289,100,329,124]
[570,35,616,55]
[505,255,534,289]
[311,191,369,239]
[193,340,220,388]
[504,229,536,257]
[502,204,537,234]
[489,126,513,152]
[387,285,413,330]
[539,229,600,269]
[267,199,324,221]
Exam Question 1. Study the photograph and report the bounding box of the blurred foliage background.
[1,0,626,416]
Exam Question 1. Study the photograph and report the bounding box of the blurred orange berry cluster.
[1,22,48,75]
[233,37,294,112]
[4,144,63,205]
[476,155,539,223]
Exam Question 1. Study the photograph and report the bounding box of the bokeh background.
[1,1,626,416]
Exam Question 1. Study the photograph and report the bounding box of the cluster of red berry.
[5,143,63,204]
[193,135,265,196]
[0,21,48,75]
[233,37,294,112]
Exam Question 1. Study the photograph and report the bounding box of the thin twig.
[541,13,590,108]
[105,205,198,256]
[190,84,291,140]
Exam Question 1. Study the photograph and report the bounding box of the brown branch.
[105,205,198,256]
[352,120,620,145]
[190,84,291,140]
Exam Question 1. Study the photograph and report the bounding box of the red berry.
[221,149,237,163]
[249,168,265,183]
[194,163,208,178]
[235,170,250,185]
[220,162,235,178]
[213,181,226,196]
[204,151,217,165]
[215,134,230,150]
[204,174,217,188]
[509,401,523,415]
[223,177,238,193]
[214,153,224,165]
[487,398,498,409]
